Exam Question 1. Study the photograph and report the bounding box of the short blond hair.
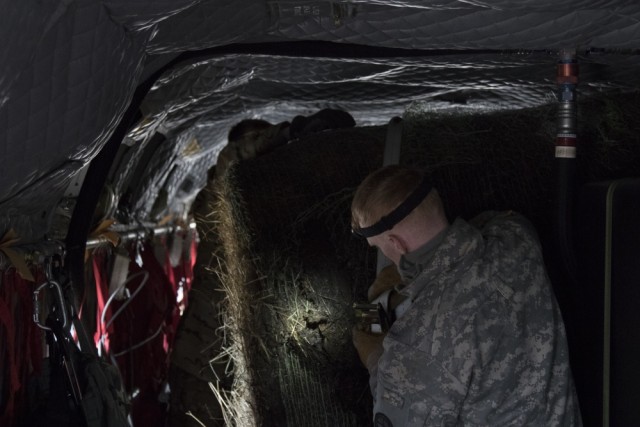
[351,165,435,230]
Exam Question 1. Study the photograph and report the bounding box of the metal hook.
[44,257,53,282]
[33,280,68,331]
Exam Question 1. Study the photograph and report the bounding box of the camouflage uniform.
[370,211,582,426]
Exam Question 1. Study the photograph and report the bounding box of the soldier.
[351,165,582,426]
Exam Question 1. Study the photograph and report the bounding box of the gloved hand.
[368,264,402,302]
[352,326,385,371]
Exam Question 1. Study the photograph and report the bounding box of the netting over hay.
[184,91,640,427]
[214,126,387,427]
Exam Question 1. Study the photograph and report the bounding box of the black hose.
[553,49,579,286]
[553,156,578,285]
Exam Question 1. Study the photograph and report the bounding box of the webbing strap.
[383,116,403,166]
[92,256,110,355]
[377,117,404,273]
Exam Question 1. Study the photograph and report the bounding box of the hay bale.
[402,91,640,234]
[168,180,232,427]
[214,126,387,426]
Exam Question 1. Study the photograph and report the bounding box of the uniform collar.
[397,226,448,282]
[397,218,483,298]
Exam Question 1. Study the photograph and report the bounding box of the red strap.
[169,230,197,312]
[92,254,110,354]
[160,245,176,354]
[185,230,198,293]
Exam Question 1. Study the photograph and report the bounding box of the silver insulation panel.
[1,0,640,243]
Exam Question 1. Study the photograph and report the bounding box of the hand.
[368,264,402,302]
[352,326,385,371]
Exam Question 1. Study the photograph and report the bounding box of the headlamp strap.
[353,175,432,238]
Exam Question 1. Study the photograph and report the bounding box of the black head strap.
[352,175,432,238]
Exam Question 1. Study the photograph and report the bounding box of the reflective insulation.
[1,0,640,250]
[121,50,640,226]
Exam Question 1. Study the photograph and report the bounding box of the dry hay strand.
[210,171,285,427]
[169,178,238,427]
[168,171,262,427]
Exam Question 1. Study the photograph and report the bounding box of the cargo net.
[402,92,640,231]
[187,91,640,427]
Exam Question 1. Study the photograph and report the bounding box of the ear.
[388,233,408,255]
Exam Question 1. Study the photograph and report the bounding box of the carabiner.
[33,280,68,331]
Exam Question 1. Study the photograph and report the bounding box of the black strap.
[353,175,432,238]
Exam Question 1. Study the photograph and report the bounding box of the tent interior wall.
[1,1,640,427]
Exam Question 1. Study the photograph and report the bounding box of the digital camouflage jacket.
[370,211,582,426]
